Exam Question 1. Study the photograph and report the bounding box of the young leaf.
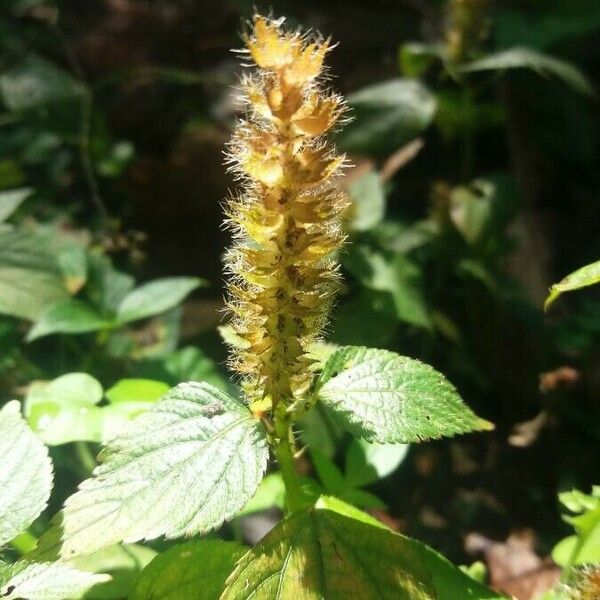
[315,346,493,444]
[130,540,247,600]
[116,277,204,324]
[48,382,268,558]
[0,401,53,546]
[460,47,593,96]
[27,299,113,342]
[0,561,109,600]
[545,260,600,310]
[221,497,436,600]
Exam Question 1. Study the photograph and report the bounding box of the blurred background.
[1,1,599,597]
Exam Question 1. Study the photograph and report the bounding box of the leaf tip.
[478,418,495,432]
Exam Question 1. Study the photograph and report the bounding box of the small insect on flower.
[224,15,349,409]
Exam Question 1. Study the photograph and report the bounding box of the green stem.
[273,404,305,513]
[75,441,97,474]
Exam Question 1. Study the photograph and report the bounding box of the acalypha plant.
[0,14,510,600]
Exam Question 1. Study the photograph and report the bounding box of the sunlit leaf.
[40,382,268,558]
[0,401,53,547]
[130,540,246,600]
[545,260,600,310]
[70,544,156,600]
[315,346,493,443]
[0,561,109,600]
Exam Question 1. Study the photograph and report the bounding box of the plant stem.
[273,404,305,513]
[75,441,97,474]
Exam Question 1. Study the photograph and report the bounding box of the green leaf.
[344,246,430,328]
[25,374,165,446]
[545,260,600,310]
[24,373,105,446]
[47,382,268,558]
[338,78,436,154]
[28,299,113,341]
[105,379,170,404]
[316,497,506,600]
[0,401,53,546]
[222,497,436,600]
[0,188,30,223]
[315,346,493,444]
[224,496,505,599]
[0,230,68,321]
[164,346,227,391]
[130,540,246,600]
[69,544,157,600]
[116,277,203,324]
[311,448,346,494]
[345,439,409,488]
[239,473,286,516]
[57,244,88,295]
[552,487,600,567]
[460,47,593,96]
[339,487,387,510]
[399,43,444,77]
[349,171,386,232]
[0,57,84,112]
[0,561,109,600]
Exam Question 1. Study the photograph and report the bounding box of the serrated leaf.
[116,277,204,324]
[460,47,593,96]
[0,188,30,223]
[28,299,113,341]
[46,382,268,558]
[130,540,247,600]
[0,401,53,546]
[69,544,156,600]
[315,346,493,444]
[545,260,600,310]
[0,561,109,600]
[221,497,436,600]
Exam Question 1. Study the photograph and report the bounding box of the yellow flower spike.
[225,14,349,407]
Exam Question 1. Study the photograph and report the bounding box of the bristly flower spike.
[224,15,349,411]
